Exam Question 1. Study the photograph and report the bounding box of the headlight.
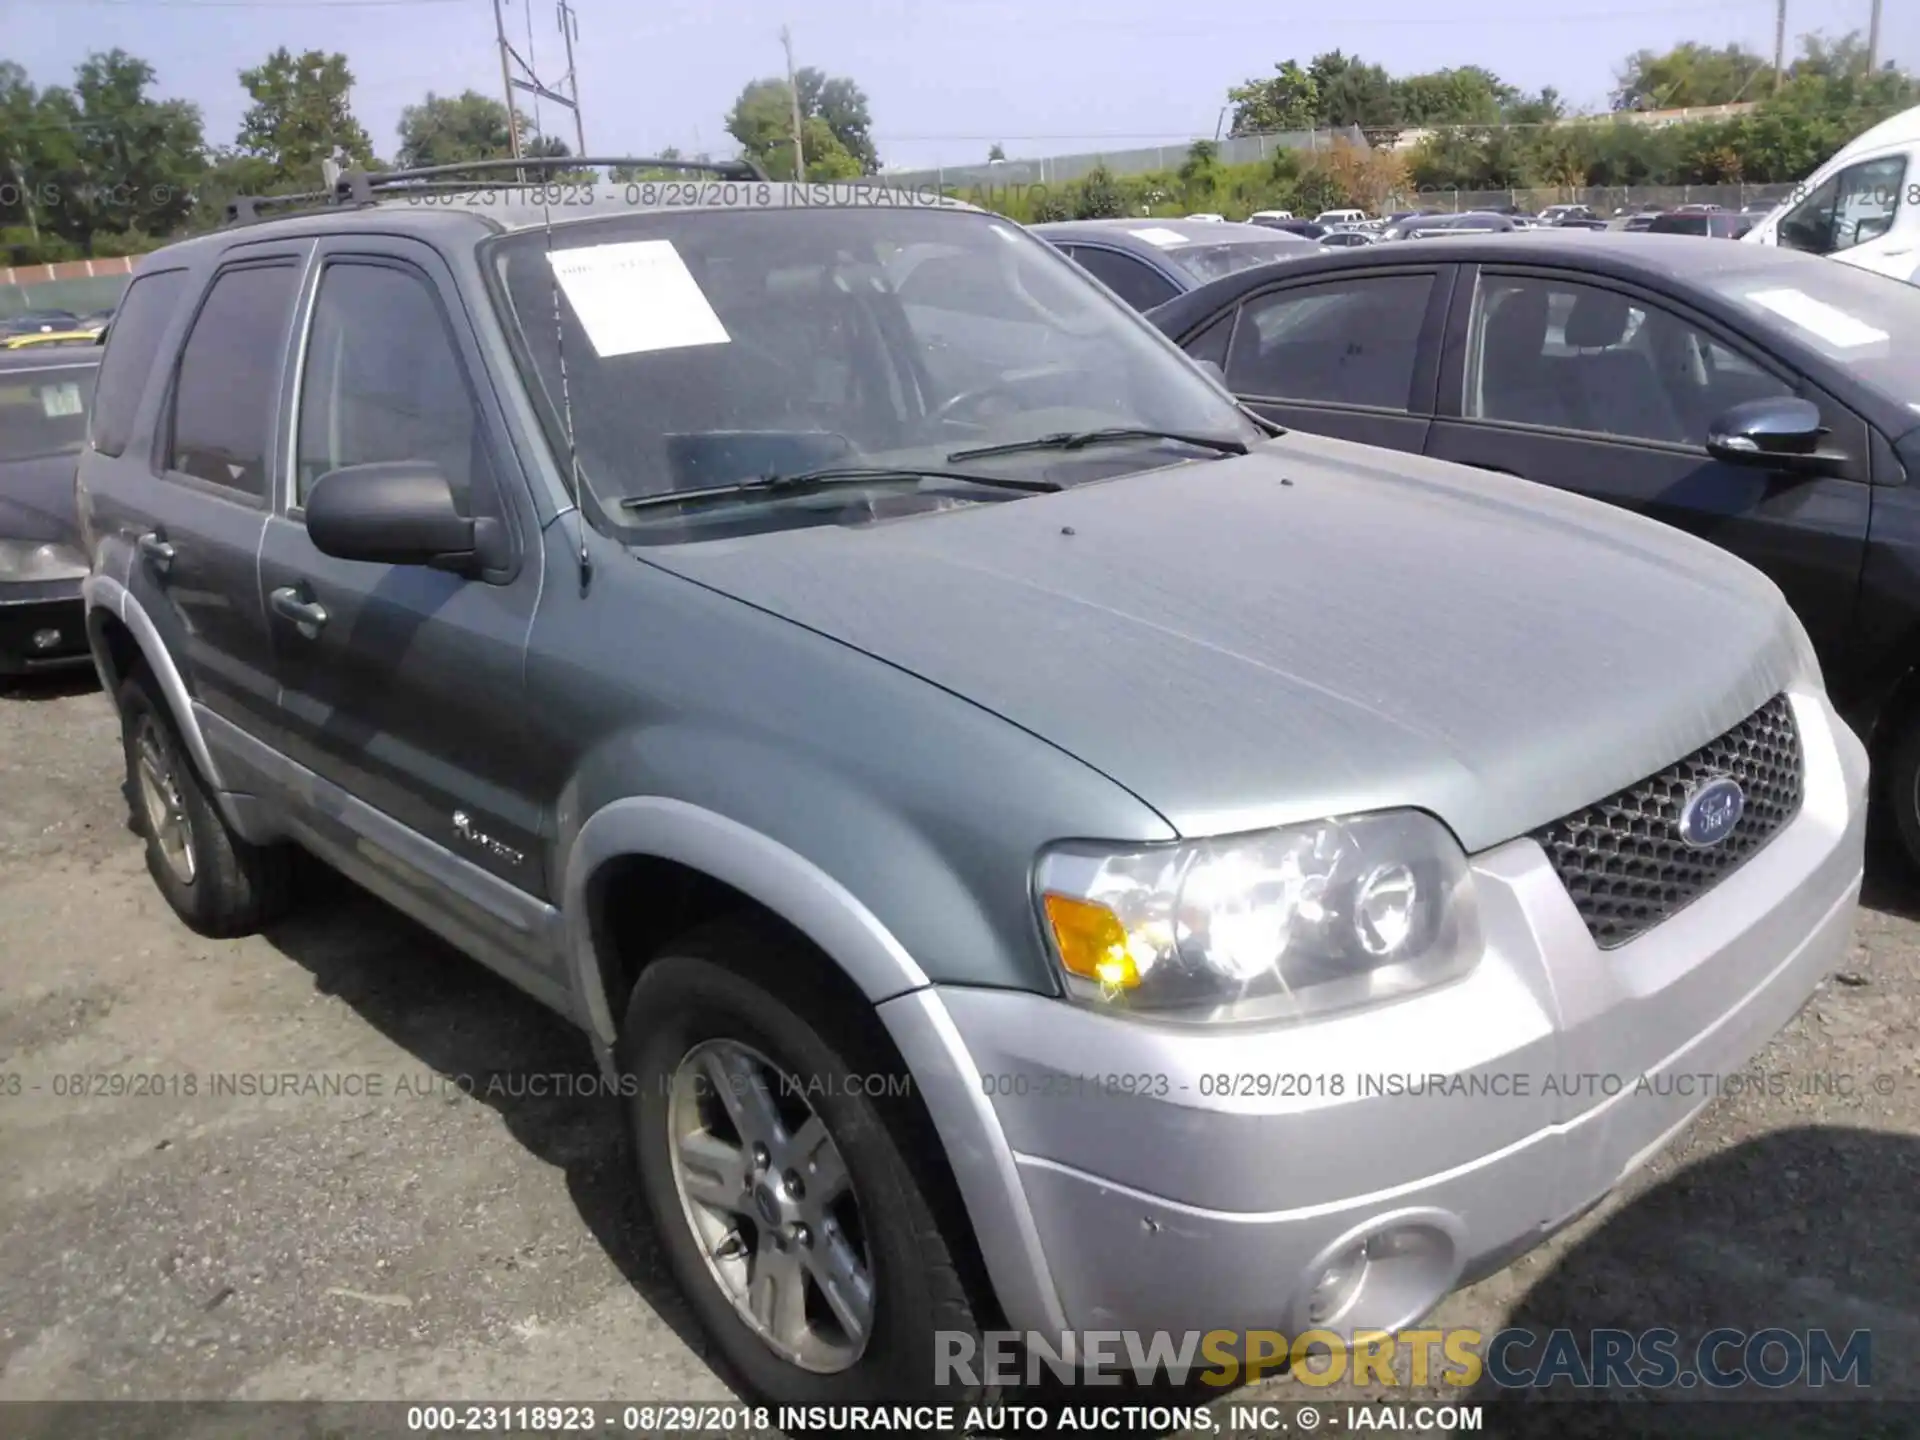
[0,539,88,582]
[1035,809,1480,1024]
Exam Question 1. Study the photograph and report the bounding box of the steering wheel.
[927,364,1080,427]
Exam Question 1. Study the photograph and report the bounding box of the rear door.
[256,234,548,907]
[1209,266,1451,451]
[1425,265,1872,666]
[115,248,307,739]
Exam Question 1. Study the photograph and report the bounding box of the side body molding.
[561,796,933,1049]
[84,574,234,812]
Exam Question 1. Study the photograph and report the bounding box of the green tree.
[1613,41,1769,110]
[987,142,1006,162]
[3,51,205,259]
[1228,61,1319,135]
[395,89,515,168]
[1394,66,1509,126]
[1073,162,1126,218]
[237,47,375,187]
[724,70,878,179]
[1308,51,1398,128]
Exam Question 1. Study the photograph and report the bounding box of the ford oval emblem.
[1678,776,1745,848]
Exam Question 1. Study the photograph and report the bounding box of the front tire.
[619,921,985,1406]
[116,666,294,937]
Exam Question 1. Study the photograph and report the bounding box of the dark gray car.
[1029,217,1318,309]
[77,162,1865,1407]
[0,347,98,677]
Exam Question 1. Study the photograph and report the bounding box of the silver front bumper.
[882,686,1868,1339]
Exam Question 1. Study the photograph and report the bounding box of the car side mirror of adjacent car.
[1195,357,1228,387]
[305,461,503,576]
[1705,396,1844,476]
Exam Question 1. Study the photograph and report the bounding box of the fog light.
[1306,1241,1370,1325]
[30,628,62,651]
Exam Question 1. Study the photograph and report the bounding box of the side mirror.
[1854,214,1894,245]
[1705,396,1843,476]
[1195,357,1228,387]
[305,461,502,575]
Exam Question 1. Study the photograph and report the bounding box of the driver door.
[256,235,549,920]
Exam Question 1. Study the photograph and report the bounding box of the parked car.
[1249,216,1329,239]
[1029,218,1317,309]
[3,330,105,350]
[78,162,1866,1406]
[1247,208,1293,222]
[1745,102,1920,283]
[1616,211,1664,231]
[1647,210,1751,239]
[1673,203,1724,214]
[1183,211,1225,222]
[0,347,98,679]
[1318,228,1376,248]
[1550,216,1611,230]
[1313,208,1368,226]
[1145,229,1920,857]
[1538,204,1597,224]
[0,309,80,339]
[1383,211,1521,239]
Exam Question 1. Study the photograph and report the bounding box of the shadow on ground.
[1467,1126,1920,1438]
[256,868,731,1384]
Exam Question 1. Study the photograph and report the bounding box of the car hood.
[646,431,1808,852]
[0,455,81,545]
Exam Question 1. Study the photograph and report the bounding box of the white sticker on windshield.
[1128,227,1189,247]
[38,382,82,418]
[546,239,731,357]
[1742,288,1889,349]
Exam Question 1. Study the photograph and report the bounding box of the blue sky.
[7,0,1915,172]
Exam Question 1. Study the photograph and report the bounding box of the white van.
[1313,208,1367,226]
[1743,103,1920,282]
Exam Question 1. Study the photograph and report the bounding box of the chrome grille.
[1531,695,1804,950]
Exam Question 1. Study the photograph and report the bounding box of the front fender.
[560,793,931,1048]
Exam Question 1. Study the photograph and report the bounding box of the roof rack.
[222,154,771,227]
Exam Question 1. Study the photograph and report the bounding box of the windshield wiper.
[620,464,1062,512]
[946,426,1250,463]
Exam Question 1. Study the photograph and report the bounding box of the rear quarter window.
[90,269,191,458]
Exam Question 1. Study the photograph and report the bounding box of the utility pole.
[781,26,805,178]
[558,0,587,156]
[494,0,523,160]
[1867,0,1882,73]
[1772,0,1786,92]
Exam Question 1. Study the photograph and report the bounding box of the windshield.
[1705,260,1920,409]
[489,204,1258,530]
[0,361,96,463]
[1167,238,1316,282]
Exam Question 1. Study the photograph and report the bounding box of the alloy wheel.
[665,1038,875,1373]
[134,714,196,885]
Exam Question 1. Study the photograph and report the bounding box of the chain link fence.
[878,128,1372,191]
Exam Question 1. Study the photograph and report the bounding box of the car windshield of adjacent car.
[488,204,1262,534]
[1704,259,1920,409]
[1167,236,1317,281]
[0,360,96,464]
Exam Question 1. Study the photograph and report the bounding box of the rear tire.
[618,919,986,1408]
[116,666,295,937]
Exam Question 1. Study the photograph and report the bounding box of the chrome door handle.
[269,586,329,638]
[137,532,175,575]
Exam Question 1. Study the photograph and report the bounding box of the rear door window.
[1225,274,1432,410]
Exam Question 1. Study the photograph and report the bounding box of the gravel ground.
[2,673,1917,1439]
